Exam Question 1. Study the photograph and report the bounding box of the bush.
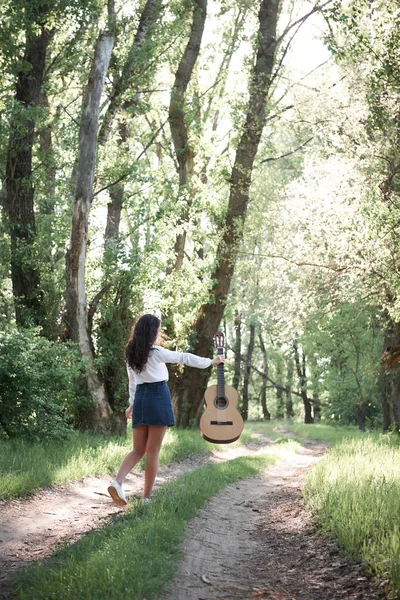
[0,327,84,440]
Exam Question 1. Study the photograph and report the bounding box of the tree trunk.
[381,319,400,433]
[94,0,163,431]
[381,372,394,432]
[65,29,114,433]
[168,0,207,272]
[275,357,285,419]
[98,0,162,146]
[285,358,294,418]
[293,338,314,424]
[4,18,53,327]
[259,332,271,420]
[102,122,127,277]
[170,0,280,425]
[313,393,322,421]
[232,310,242,392]
[391,375,400,434]
[201,7,247,173]
[242,323,255,421]
[354,402,367,432]
[38,90,57,216]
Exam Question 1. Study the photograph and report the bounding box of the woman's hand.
[125,405,133,419]
[211,354,225,366]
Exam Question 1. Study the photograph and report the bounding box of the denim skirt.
[132,381,175,428]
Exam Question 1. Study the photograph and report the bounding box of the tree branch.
[238,353,308,401]
[259,136,313,164]
[237,252,348,272]
[276,0,334,46]
[92,118,168,198]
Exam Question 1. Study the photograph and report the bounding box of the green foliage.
[0,0,101,74]
[1,0,399,434]
[301,303,384,426]
[94,272,137,413]
[0,327,84,440]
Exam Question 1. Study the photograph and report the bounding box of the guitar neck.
[216,347,225,399]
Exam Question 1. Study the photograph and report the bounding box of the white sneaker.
[141,497,151,505]
[107,480,127,506]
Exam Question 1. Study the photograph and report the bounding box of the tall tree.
[259,332,271,420]
[65,3,115,432]
[3,3,54,327]
[168,0,207,272]
[170,0,281,425]
[242,322,255,421]
[232,309,242,392]
[285,357,294,419]
[293,336,313,423]
[95,0,165,430]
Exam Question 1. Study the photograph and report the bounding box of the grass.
[12,443,296,600]
[243,419,368,445]
[241,420,368,444]
[0,425,259,500]
[277,421,373,443]
[247,420,400,594]
[7,419,400,596]
[302,433,400,594]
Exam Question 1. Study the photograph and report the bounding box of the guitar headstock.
[214,331,225,350]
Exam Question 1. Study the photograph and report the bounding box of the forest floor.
[0,433,391,600]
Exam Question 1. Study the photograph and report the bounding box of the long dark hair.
[125,314,161,373]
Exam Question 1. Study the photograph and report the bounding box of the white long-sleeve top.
[127,345,212,405]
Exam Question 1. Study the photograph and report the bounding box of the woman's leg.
[143,425,167,499]
[115,425,148,484]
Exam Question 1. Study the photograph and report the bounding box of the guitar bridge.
[210,420,233,425]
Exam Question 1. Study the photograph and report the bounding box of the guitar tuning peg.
[214,331,225,348]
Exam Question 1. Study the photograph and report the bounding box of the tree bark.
[232,310,242,392]
[102,123,127,276]
[293,338,314,423]
[99,0,161,146]
[98,0,162,146]
[381,319,400,433]
[381,373,394,432]
[242,323,255,421]
[170,0,280,425]
[391,379,400,433]
[313,393,322,421]
[38,90,57,216]
[4,15,53,327]
[99,0,161,255]
[201,7,248,174]
[94,0,163,432]
[285,358,294,418]
[65,28,114,433]
[275,356,285,419]
[168,0,207,272]
[259,332,271,420]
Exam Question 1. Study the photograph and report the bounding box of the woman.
[107,314,224,506]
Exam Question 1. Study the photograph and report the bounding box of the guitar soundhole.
[214,396,228,409]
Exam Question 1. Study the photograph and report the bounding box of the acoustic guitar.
[200,331,244,444]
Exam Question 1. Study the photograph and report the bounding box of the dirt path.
[0,438,271,598]
[0,438,389,600]
[161,442,388,600]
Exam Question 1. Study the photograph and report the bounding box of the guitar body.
[200,331,244,444]
[200,384,244,444]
